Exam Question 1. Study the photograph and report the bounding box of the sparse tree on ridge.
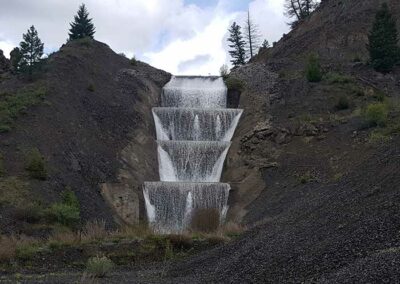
[368,3,400,73]
[284,0,319,28]
[262,39,270,49]
[69,4,96,40]
[19,25,44,75]
[227,22,247,69]
[244,10,261,59]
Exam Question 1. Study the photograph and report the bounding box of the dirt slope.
[0,39,170,232]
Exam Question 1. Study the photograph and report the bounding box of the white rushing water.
[161,76,227,108]
[143,182,230,234]
[157,141,231,182]
[144,76,243,233]
[152,108,243,141]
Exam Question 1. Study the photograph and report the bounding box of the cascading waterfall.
[144,76,243,233]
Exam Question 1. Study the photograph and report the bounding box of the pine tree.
[262,39,270,48]
[19,26,44,75]
[228,22,247,69]
[284,0,318,28]
[368,3,400,73]
[69,4,95,40]
[244,11,261,59]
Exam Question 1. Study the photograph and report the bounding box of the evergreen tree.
[284,0,319,28]
[368,3,400,73]
[228,22,247,69]
[262,39,270,49]
[10,47,22,73]
[19,26,44,75]
[69,4,95,40]
[244,11,261,59]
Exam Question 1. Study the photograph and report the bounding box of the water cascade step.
[153,108,243,141]
[144,76,243,233]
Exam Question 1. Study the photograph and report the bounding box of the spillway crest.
[144,76,243,233]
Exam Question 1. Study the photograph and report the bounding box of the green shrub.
[219,64,229,80]
[16,243,40,260]
[306,54,323,82]
[335,96,350,110]
[130,56,137,66]
[46,190,80,227]
[225,77,245,92]
[24,148,47,180]
[86,256,114,278]
[62,189,80,209]
[46,203,80,227]
[364,103,388,127]
[0,124,11,133]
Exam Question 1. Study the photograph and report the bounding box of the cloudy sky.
[0,0,289,75]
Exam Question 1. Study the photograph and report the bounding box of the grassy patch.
[306,54,323,82]
[0,177,29,207]
[85,256,114,278]
[324,72,354,84]
[0,87,46,133]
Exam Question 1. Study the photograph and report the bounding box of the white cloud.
[0,0,289,74]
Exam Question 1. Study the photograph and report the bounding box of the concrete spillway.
[144,76,243,233]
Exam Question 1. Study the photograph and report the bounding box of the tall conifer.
[69,4,95,40]
[368,3,399,73]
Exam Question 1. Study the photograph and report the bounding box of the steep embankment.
[0,39,170,233]
[168,0,400,282]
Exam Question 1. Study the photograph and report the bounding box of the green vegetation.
[0,87,46,132]
[220,64,229,79]
[86,256,114,278]
[0,177,29,207]
[24,148,47,180]
[306,54,323,82]
[364,102,388,127]
[15,243,41,261]
[368,3,400,73]
[69,4,96,40]
[130,56,137,66]
[297,171,316,184]
[324,72,354,84]
[227,22,247,68]
[225,76,245,92]
[46,190,80,227]
[18,26,44,75]
[0,154,4,176]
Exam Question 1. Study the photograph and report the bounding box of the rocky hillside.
[168,0,400,282]
[0,39,170,234]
